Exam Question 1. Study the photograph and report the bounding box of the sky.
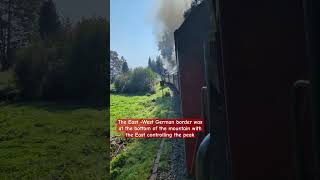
[54,0,109,21]
[110,0,159,68]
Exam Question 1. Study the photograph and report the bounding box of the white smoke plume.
[151,0,192,72]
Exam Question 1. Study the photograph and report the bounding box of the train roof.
[174,0,209,39]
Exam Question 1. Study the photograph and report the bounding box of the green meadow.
[110,84,172,136]
[0,102,108,179]
[110,84,173,180]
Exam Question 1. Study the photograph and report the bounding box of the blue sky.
[111,0,159,68]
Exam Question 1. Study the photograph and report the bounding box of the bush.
[14,41,50,99]
[14,18,109,106]
[14,41,68,100]
[65,18,108,105]
[114,67,156,94]
[110,152,128,179]
[126,67,156,93]
[114,74,129,93]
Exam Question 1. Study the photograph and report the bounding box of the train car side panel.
[174,1,210,176]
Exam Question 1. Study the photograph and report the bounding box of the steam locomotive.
[163,0,320,179]
[162,67,180,93]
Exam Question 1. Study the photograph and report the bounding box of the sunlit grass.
[110,84,171,136]
[110,83,172,180]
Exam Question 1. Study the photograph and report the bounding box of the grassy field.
[110,84,171,136]
[110,84,173,180]
[0,102,108,179]
[0,70,15,90]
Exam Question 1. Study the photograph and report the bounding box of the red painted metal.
[174,1,210,176]
[213,0,311,179]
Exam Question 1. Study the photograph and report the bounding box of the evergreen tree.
[155,56,164,75]
[38,0,61,40]
[122,61,129,73]
[148,57,152,68]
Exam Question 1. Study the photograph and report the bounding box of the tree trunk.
[3,0,12,71]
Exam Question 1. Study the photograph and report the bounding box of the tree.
[38,0,61,40]
[115,67,157,94]
[148,57,158,74]
[148,57,152,68]
[0,0,42,71]
[60,17,72,41]
[110,50,125,82]
[65,17,108,105]
[122,61,129,74]
[14,17,109,105]
[155,56,164,75]
[148,56,164,75]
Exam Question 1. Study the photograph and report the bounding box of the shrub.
[110,83,117,93]
[14,41,67,100]
[14,41,49,99]
[114,67,157,94]
[114,74,129,93]
[111,152,128,169]
[65,18,108,105]
[14,18,109,106]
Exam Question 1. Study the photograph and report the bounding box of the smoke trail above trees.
[151,0,192,72]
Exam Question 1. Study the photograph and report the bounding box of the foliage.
[114,73,129,93]
[114,67,157,94]
[126,67,156,93]
[148,57,156,72]
[14,17,108,106]
[148,56,164,75]
[65,17,108,105]
[38,0,61,40]
[14,41,50,99]
[0,70,15,91]
[0,0,42,71]
[121,61,129,74]
[155,56,165,75]
[14,41,71,100]
[111,152,128,172]
[110,50,125,82]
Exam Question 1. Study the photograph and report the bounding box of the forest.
[0,0,108,106]
[0,0,109,179]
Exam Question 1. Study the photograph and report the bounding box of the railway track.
[150,85,192,180]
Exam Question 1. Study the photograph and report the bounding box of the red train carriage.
[171,0,320,179]
[174,0,210,176]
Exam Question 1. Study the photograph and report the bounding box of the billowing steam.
[152,0,192,72]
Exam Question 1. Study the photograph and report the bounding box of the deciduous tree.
[110,50,125,82]
[0,0,42,71]
[38,0,61,40]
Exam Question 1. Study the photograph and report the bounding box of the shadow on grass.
[111,91,155,97]
[150,90,181,119]
[5,100,107,112]
[152,96,171,118]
